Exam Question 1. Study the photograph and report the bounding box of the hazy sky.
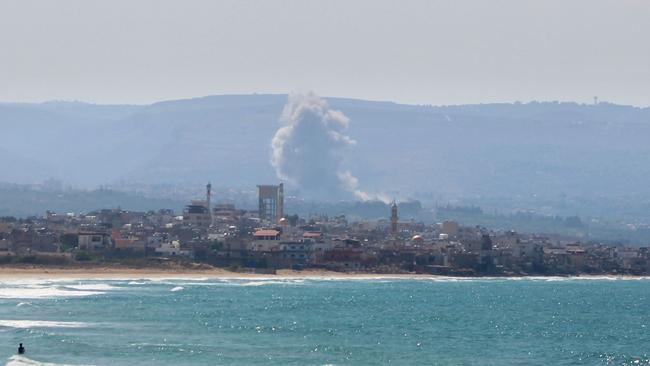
[1,0,649,106]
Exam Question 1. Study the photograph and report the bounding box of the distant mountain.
[0,183,183,218]
[2,95,650,207]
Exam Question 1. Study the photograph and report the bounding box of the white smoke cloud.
[271,92,369,200]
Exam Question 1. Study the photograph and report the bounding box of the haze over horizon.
[2,94,649,199]
[3,93,649,109]
[1,0,649,107]
[2,1,650,225]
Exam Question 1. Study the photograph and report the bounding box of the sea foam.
[0,288,105,299]
[239,280,305,286]
[62,284,120,291]
[5,355,92,366]
[0,320,89,329]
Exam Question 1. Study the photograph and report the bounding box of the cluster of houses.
[1,197,650,275]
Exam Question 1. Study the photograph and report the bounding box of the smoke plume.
[271,92,367,200]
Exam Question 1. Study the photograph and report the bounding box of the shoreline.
[0,265,648,280]
[0,265,417,280]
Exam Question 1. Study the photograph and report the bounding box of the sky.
[1,0,649,106]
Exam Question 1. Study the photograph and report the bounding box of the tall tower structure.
[206,183,213,227]
[278,183,284,222]
[390,200,398,235]
[258,183,284,224]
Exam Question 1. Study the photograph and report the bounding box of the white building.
[155,240,190,257]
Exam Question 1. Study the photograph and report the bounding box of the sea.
[0,276,648,365]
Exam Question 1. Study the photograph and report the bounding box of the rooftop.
[254,229,280,237]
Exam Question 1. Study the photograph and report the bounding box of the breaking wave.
[127,281,147,285]
[238,280,305,286]
[62,284,120,291]
[0,288,105,299]
[0,320,89,329]
[5,355,92,366]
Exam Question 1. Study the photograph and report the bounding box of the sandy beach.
[0,265,423,280]
[1,266,647,281]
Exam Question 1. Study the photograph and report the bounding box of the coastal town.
[1,183,649,276]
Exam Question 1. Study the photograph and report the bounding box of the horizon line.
[0,93,647,109]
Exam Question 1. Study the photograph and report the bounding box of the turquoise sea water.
[0,276,649,365]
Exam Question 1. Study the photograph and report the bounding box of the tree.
[285,214,299,227]
[60,233,79,251]
[210,241,223,251]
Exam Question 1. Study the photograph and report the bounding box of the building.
[278,241,310,261]
[250,229,280,252]
[183,201,211,228]
[250,229,281,251]
[0,221,12,234]
[111,229,145,252]
[78,232,111,251]
[441,220,459,236]
[182,184,214,229]
[0,238,11,252]
[258,183,284,224]
[155,240,191,257]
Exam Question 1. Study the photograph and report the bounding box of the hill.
[2,95,650,218]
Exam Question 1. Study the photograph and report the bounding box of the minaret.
[206,183,213,227]
[390,200,398,235]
